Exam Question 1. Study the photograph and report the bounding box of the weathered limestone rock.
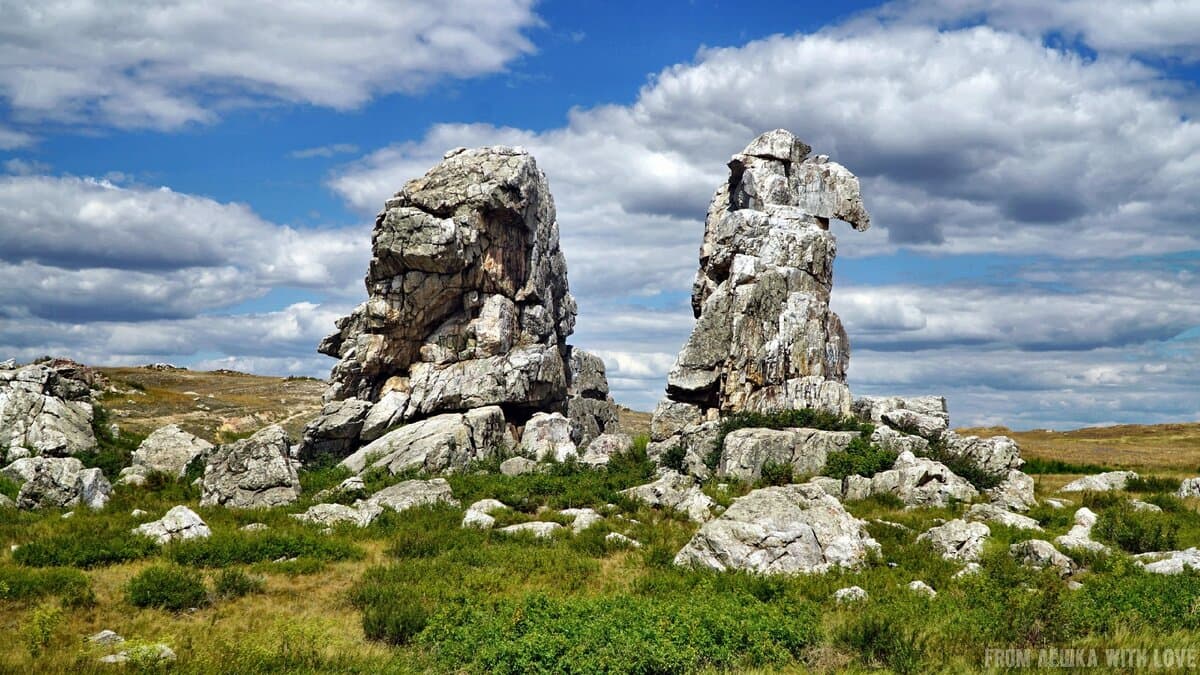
[621,470,716,523]
[907,580,937,597]
[1129,499,1162,512]
[868,451,978,507]
[0,494,13,509]
[918,519,991,561]
[498,521,562,538]
[1176,477,1200,498]
[1059,471,1138,493]
[987,470,1037,512]
[881,408,948,440]
[1136,548,1200,575]
[133,505,212,544]
[365,477,459,512]
[560,507,603,533]
[89,630,124,646]
[118,424,213,484]
[1054,507,1110,554]
[462,498,508,529]
[940,431,1024,475]
[565,348,622,448]
[649,130,869,463]
[965,503,1042,531]
[499,456,539,476]
[3,456,110,510]
[200,425,301,509]
[674,483,879,575]
[297,398,372,462]
[579,432,632,467]
[853,396,948,433]
[520,412,577,461]
[0,361,97,456]
[647,421,719,479]
[833,586,868,603]
[293,502,382,528]
[718,427,857,481]
[953,562,983,578]
[1010,540,1074,576]
[869,425,930,455]
[340,406,509,475]
[606,532,641,548]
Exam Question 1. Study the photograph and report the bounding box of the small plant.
[0,474,19,499]
[362,594,429,645]
[824,435,898,479]
[77,404,146,480]
[214,568,265,599]
[758,460,794,487]
[838,612,928,674]
[126,564,209,610]
[0,565,95,607]
[1093,502,1179,553]
[22,602,63,657]
[660,445,687,472]
[1125,475,1181,494]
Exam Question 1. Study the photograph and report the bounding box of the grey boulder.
[918,519,991,561]
[340,406,509,475]
[200,425,301,509]
[133,505,212,544]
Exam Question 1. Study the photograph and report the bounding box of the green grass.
[1125,475,1182,493]
[165,529,364,567]
[125,564,209,610]
[12,522,159,568]
[76,404,146,481]
[0,565,94,607]
[1022,457,1116,474]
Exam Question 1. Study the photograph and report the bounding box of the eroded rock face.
[1011,540,1074,577]
[621,470,716,523]
[340,406,509,476]
[200,425,301,509]
[651,130,869,447]
[717,427,857,481]
[0,361,97,457]
[299,146,618,466]
[868,451,978,508]
[674,483,879,575]
[364,477,459,512]
[987,470,1037,512]
[118,424,213,484]
[918,519,991,561]
[3,456,110,510]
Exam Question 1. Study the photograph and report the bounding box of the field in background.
[961,424,1200,473]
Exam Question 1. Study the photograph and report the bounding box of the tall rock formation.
[1,358,99,459]
[649,130,869,467]
[302,146,619,465]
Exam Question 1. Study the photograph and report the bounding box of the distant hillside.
[959,423,1200,472]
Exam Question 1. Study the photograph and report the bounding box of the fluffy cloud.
[329,19,1200,427]
[0,0,539,132]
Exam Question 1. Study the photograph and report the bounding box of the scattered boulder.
[986,470,1037,512]
[560,507,603,533]
[133,505,212,544]
[240,523,269,532]
[869,424,929,455]
[939,431,1024,476]
[1059,471,1138,493]
[953,562,983,578]
[200,425,301,509]
[292,502,382,528]
[364,478,459,513]
[853,396,948,429]
[868,451,978,508]
[833,586,868,603]
[498,521,562,538]
[88,630,124,646]
[520,412,577,461]
[579,432,632,467]
[0,361,97,456]
[340,407,509,476]
[1010,540,1074,576]
[1176,478,1200,499]
[918,519,991,561]
[1043,498,1069,509]
[1129,499,1162,512]
[99,644,176,665]
[462,498,508,529]
[1054,507,1110,554]
[118,424,213,485]
[1135,548,1200,575]
[605,532,641,548]
[907,580,937,597]
[3,456,111,510]
[717,427,857,481]
[621,470,716,523]
[966,503,1042,531]
[881,408,948,440]
[499,456,540,476]
[673,483,879,575]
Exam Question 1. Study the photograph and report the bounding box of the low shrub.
[13,524,158,568]
[420,592,821,673]
[824,435,898,479]
[214,568,264,599]
[362,594,429,645]
[22,602,63,657]
[0,475,19,500]
[0,565,94,607]
[77,404,145,481]
[758,460,794,487]
[166,529,363,567]
[1021,457,1115,474]
[1080,491,1124,510]
[837,611,928,674]
[126,565,209,611]
[660,445,687,472]
[918,437,1004,490]
[1125,475,1182,494]
[1093,502,1179,553]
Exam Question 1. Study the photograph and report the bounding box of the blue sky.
[1,0,1198,430]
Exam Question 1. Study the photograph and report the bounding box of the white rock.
[1043,498,1069,509]
[499,456,540,476]
[952,562,983,578]
[1059,471,1138,493]
[907,580,937,597]
[365,478,459,513]
[833,586,868,603]
[461,498,508,529]
[1129,499,1162,512]
[99,643,176,665]
[986,470,1037,512]
[88,630,124,646]
[560,507,603,533]
[1010,540,1074,576]
[605,532,641,548]
[718,427,857,481]
[918,519,991,561]
[966,503,1042,531]
[240,522,268,532]
[1054,507,1110,554]
[620,470,715,523]
[498,521,562,538]
[342,407,509,476]
[868,451,978,508]
[133,505,212,545]
[292,502,382,528]
[1176,478,1200,499]
[122,424,213,480]
[200,426,301,509]
[579,433,632,467]
[520,412,578,462]
[1136,548,1200,575]
[130,508,149,518]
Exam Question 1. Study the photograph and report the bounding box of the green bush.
[1064,564,1200,634]
[758,460,794,487]
[1080,491,1124,510]
[77,404,145,481]
[1093,502,1179,553]
[214,568,264,599]
[0,565,94,607]
[22,602,63,657]
[420,592,821,673]
[1021,458,1115,474]
[1125,475,1182,494]
[838,612,928,674]
[13,524,158,568]
[660,445,687,472]
[126,565,209,611]
[362,594,429,645]
[917,437,1004,490]
[0,475,19,500]
[166,529,363,567]
[824,435,898,479]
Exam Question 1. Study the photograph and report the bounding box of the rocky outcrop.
[200,425,301,509]
[652,130,868,439]
[579,432,632,467]
[918,519,991,561]
[364,477,458,512]
[621,470,716,523]
[0,360,97,457]
[940,432,1023,475]
[717,427,857,481]
[674,483,879,575]
[867,451,978,508]
[1054,507,1110,553]
[117,424,213,485]
[1059,471,1137,493]
[1176,478,1200,498]
[133,505,212,544]
[462,498,508,529]
[1010,540,1074,576]
[853,396,948,436]
[986,470,1037,512]
[519,412,576,461]
[965,503,1042,531]
[340,406,509,475]
[293,502,382,528]
[299,146,618,468]
[2,456,110,510]
[1136,548,1200,575]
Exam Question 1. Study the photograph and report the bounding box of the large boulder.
[565,347,622,448]
[340,406,509,475]
[852,396,948,432]
[519,412,577,461]
[1136,548,1200,575]
[647,421,720,479]
[579,432,632,467]
[621,470,716,523]
[297,398,372,463]
[674,483,879,574]
[986,470,1037,512]
[1178,478,1200,499]
[718,427,857,481]
[365,478,459,512]
[200,425,301,509]
[0,362,97,456]
[133,505,212,544]
[868,451,978,507]
[649,130,870,471]
[918,519,991,561]
[965,503,1042,531]
[1010,540,1074,577]
[4,456,110,510]
[1059,471,1138,493]
[1054,507,1110,553]
[118,424,213,484]
[939,431,1024,475]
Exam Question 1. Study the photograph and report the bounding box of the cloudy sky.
[2,0,1198,430]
